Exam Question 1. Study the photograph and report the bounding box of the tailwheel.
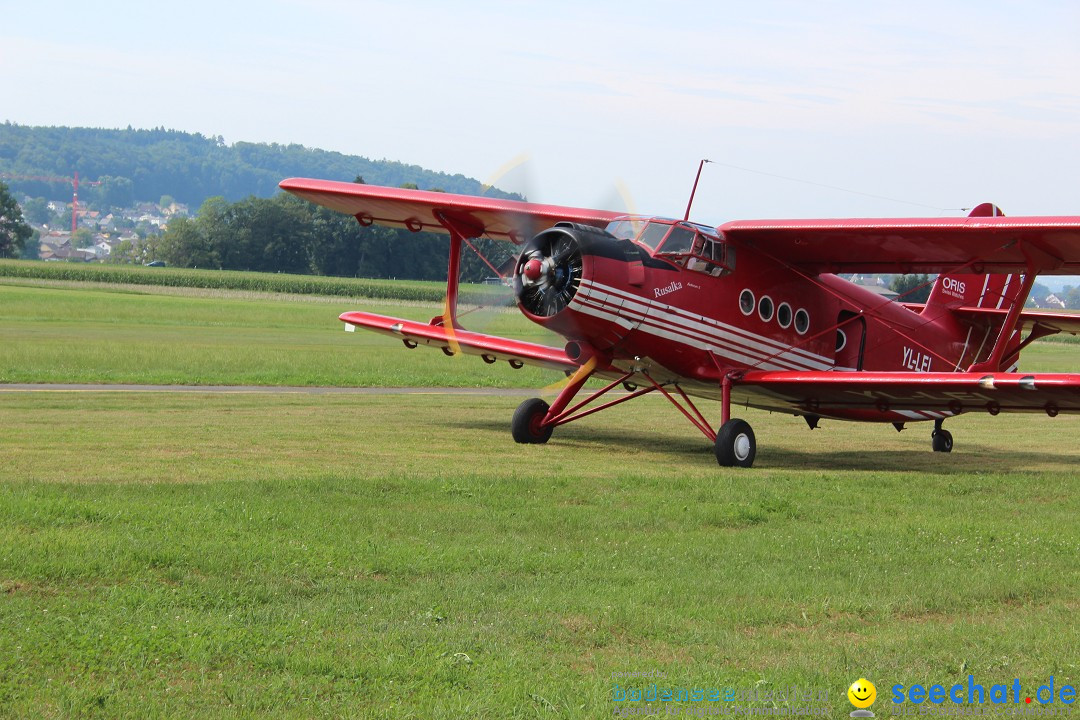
[931,418,953,453]
[512,398,553,444]
[931,428,953,453]
[715,418,756,468]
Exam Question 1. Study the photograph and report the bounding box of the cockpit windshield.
[605,218,647,243]
[603,217,735,276]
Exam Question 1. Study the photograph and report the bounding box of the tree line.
[0,123,518,210]
[117,190,512,283]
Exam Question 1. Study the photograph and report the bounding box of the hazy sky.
[4,1,1080,226]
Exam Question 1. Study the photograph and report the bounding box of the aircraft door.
[835,310,866,371]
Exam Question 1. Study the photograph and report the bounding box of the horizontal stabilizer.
[902,304,1080,336]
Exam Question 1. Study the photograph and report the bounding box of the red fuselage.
[517,219,1019,422]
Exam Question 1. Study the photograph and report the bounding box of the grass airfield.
[1,278,1079,718]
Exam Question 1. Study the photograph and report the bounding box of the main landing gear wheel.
[512,398,553,444]
[715,418,756,468]
[932,428,953,453]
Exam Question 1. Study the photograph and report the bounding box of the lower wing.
[340,311,577,374]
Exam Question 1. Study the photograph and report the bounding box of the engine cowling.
[513,224,586,317]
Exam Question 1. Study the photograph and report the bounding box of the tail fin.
[923,203,1028,313]
[924,272,1030,313]
[921,203,1030,371]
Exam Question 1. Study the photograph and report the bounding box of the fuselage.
[515,217,1019,422]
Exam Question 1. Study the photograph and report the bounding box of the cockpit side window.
[655,224,735,277]
[658,226,695,254]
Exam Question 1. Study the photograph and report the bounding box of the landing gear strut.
[931,418,953,453]
[509,362,730,463]
[713,372,757,468]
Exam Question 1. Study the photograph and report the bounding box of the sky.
[4,0,1080,231]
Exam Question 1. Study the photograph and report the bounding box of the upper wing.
[719,216,1080,274]
[737,370,1080,418]
[280,178,622,242]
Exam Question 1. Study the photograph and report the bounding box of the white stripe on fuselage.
[571,292,795,371]
[582,280,833,367]
[571,279,834,372]
[572,285,808,371]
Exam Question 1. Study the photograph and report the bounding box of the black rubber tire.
[715,418,756,468]
[932,428,953,453]
[512,398,553,444]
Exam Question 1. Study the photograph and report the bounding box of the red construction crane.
[0,171,104,233]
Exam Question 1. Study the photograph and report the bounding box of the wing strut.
[441,226,465,329]
[430,210,519,330]
[431,211,487,330]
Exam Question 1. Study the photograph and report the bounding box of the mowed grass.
[1,392,1078,718]
[0,281,561,388]
[1,278,1079,718]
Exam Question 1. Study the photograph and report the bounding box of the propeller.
[475,154,638,320]
[515,227,584,317]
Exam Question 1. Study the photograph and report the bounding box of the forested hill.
[0,122,512,208]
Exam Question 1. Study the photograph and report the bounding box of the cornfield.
[0,260,499,303]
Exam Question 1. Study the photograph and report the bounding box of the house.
[39,237,96,262]
[91,240,113,258]
[1044,294,1067,309]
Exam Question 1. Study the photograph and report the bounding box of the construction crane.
[0,171,104,233]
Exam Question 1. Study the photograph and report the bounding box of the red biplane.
[281,175,1080,467]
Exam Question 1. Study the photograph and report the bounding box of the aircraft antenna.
[683,159,712,221]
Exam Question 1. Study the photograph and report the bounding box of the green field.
[1,278,1079,719]
[0,280,558,388]
[1,279,1075,384]
[0,259,470,302]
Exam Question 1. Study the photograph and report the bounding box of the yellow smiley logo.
[848,678,877,709]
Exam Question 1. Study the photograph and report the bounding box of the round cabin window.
[777,302,792,329]
[758,295,774,322]
[739,289,755,316]
[794,308,810,335]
